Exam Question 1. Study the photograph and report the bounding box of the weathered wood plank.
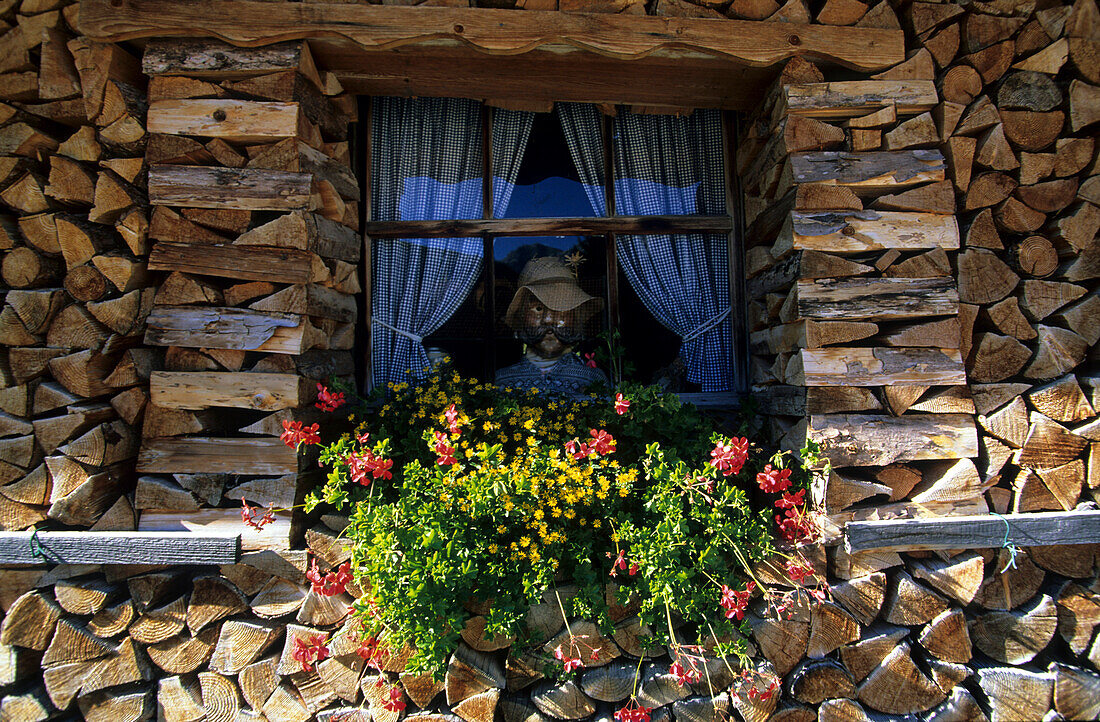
[789,347,965,387]
[791,413,979,466]
[774,210,960,257]
[147,99,303,143]
[136,437,298,475]
[0,531,240,565]
[781,81,939,118]
[144,306,323,355]
[148,165,312,210]
[149,371,310,411]
[148,242,323,284]
[235,210,360,262]
[789,277,959,322]
[788,150,946,191]
[846,510,1100,553]
[138,508,292,552]
[85,0,906,72]
[142,38,321,80]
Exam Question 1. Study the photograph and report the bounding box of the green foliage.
[308,366,813,675]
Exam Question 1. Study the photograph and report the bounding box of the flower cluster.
[614,702,653,722]
[307,560,352,597]
[614,393,631,415]
[709,437,749,476]
[433,431,457,466]
[347,448,393,485]
[756,465,792,494]
[553,643,584,672]
[356,635,391,671]
[720,581,755,621]
[280,419,321,449]
[607,549,638,578]
[732,668,780,703]
[292,634,330,672]
[669,646,704,687]
[566,429,617,459]
[316,383,347,412]
[240,497,276,530]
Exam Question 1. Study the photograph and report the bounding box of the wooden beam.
[775,210,959,257]
[0,531,240,565]
[79,0,905,72]
[149,371,310,411]
[845,510,1100,553]
[148,165,313,211]
[136,437,299,475]
[363,215,732,238]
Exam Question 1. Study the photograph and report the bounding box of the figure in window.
[495,256,609,396]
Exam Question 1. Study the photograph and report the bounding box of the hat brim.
[504,284,603,329]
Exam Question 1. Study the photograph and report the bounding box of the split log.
[857,641,945,714]
[148,164,312,211]
[144,306,324,355]
[975,665,1053,722]
[147,627,219,674]
[829,572,884,626]
[787,658,855,704]
[1055,581,1100,655]
[0,590,61,650]
[779,81,937,119]
[208,619,283,675]
[908,552,984,605]
[882,571,948,626]
[148,241,326,284]
[807,601,860,658]
[1051,662,1100,721]
[748,615,808,677]
[918,608,972,664]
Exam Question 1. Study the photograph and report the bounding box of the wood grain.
[0,531,240,565]
[845,510,1100,553]
[136,437,299,475]
[80,0,905,71]
[148,165,312,210]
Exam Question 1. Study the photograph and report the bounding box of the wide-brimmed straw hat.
[504,257,603,329]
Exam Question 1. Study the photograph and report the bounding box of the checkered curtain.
[370,98,533,388]
[557,105,733,391]
[557,103,607,215]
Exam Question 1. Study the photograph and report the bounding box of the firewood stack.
[0,0,150,535]
[131,38,359,550]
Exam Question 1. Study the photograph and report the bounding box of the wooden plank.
[82,0,905,72]
[138,508,292,552]
[845,510,1100,553]
[148,165,312,211]
[362,215,732,238]
[795,413,979,466]
[0,531,240,565]
[235,210,360,262]
[780,81,938,118]
[148,99,303,143]
[790,347,965,386]
[148,241,322,284]
[136,437,299,475]
[790,277,959,322]
[248,284,356,323]
[144,306,322,355]
[149,371,310,411]
[788,150,946,191]
[774,210,960,257]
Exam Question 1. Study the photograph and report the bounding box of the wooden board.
[138,508,292,552]
[775,210,959,257]
[149,371,310,411]
[136,437,299,475]
[82,0,905,71]
[788,150,946,191]
[148,99,303,143]
[235,210,360,262]
[790,277,958,321]
[790,347,965,387]
[148,165,312,210]
[781,81,938,118]
[144,306,319,355]
[148,242,322,284]
[0,531,240,565]
[795,413,979,466]
[846,510,1100,553]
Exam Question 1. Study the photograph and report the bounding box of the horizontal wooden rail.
[79,0,904,71]
[0,531,241,565]
[845,510,1100,553]
[363,215,733,238]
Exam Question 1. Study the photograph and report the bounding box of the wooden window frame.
[360,101,746,404]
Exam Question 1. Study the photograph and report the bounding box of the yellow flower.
[520,536,531,547]
[497,525,507,534]
[592,519,602,529]
[488,544,499,554]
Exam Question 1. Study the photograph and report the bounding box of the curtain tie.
[682,308,730,343]
[372,318,424,344]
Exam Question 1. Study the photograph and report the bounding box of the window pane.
[495,109,602,219]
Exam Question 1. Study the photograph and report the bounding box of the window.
[365,97,742,398]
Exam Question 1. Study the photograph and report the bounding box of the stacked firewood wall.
[0,2,148,536]
[132,38,358,552]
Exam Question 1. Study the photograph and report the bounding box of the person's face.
[521,300,579,359]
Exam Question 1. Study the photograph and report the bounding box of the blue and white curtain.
[370,97,533,388]
[557,105,733,391]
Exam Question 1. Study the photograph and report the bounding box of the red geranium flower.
[614,393,631,415]
[315,383,346,412]
[553,644,584,672]
[719,581,755,621]
[306,559,352,597]
[584,352,597,369]
[434,431,457,466]
[280,419,321,449]
[381,685,406,712]
[757,464,792,494]
[356,635,391,670]
[292,634,329,672]
[588,429,616,456]
[348,450,393,486]
[444,403,462,436]
[240,497,276,531]
[614,703,652,722]
[775,489,805,509]
[785,558,815,584]
[709,437,749,477]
